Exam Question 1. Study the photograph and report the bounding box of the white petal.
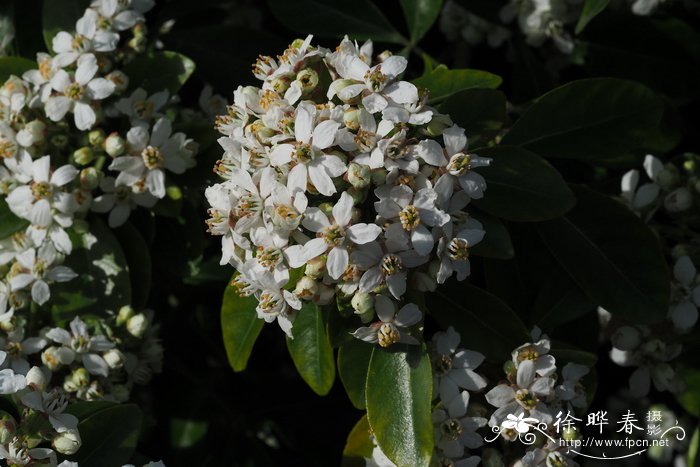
[327,246,349,280]
[312,120,340,150]
[31,280,50,305]
[74,102,97,130]
[332,191,353,227]
[346,223,382,245]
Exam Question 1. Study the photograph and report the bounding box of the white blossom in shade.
[513,439,579,467]
[352,240,426,300]
[0,437,31,465]
[109,118,195,198]
[91,176,157,227]
[432,327,487,404]
[114,88,169,123]
[554,363,589,410]
[631,0,665,15]
[238,266,301,337]
[0,326,48,374]
[374,185,450,256]
[90,0,146,31]
[45,316,114,377]
[295,191,381,279]
[620,154,665,211]
[8,245,78,305]
[269,101,345,196]
[52,8,119,67]
[436,224,485,284]
[669,255,700,332]
[352,295,421,347]
[45,54,115,130]
[20,388,79,433]
[22,53,58,104]
[511,335,557,381]
[438,125,491,200]
[485,361,555,427]
[0,352,27,394]
[433,391,487,458]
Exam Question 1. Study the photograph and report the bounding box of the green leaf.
[501,78,664,165]
[220,275,264,372]
[266,0,406,44]
[678,367,700,417]
[113,222,151,310]
[575,0,609,34]
[122,51,195,94]
[70,403,142,465]
[342,414,374,467]
[286,302,336,396]
[338,338,374,409]
[470,211,514,260]
[170,418,208,449]
[412,65,502,103]
[366,345,433,467]
[472,146,576,222]
[535,185,670,324]
[400,0,443,45]
[531,270,596,331]
[0,197,28,239]
[51,217,131,324]
[428,282,530,362]
[65,401,117,420]
[439,88,506,146]
[689,427,700,467]
[0,56,35,82]
[42,0,90,53]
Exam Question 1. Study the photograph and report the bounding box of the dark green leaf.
[531,271,596,331]
[678,367,700,417]
[535,185,670,323]
[0,197,29,239]
[366,345,433,467]
[42,0,90,53]
[70,404,142,466]
[338,338,373,409]
[65,401,116,420]
[51,217,131,324]
[342,414,373,467]
[439,88,506,146]
[170,418,208,449]
[122,51,195,94]
[428,282,530,362]
[0,56,34,82]
[413,65,502,103]
[286,303,336,396]
[114,222,151,310]
[267,0,406,44]
[575,0,609,34]
[400,0,443,45]
[502,78,664,165]
[220,275,264,372]
[472,146,576,222]
[470,211,514,259]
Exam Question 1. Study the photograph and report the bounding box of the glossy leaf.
[220,275,264,372]
[501,78,664,165]
[413,65,502,103]
[366,345,433,467]
[531,270,596,331]
[286,303,336,396]
[536,185,670,324]
[575,0,609,34]
[342,414,374,467]
[472,146,576,222]
[114,222,151,310]
[42,0,89,52]
[0,197,29,240]
[400,0,443,45]
[428,282,530,362]
[338,338,374,409]
[439,88,506,146]
[0,56,35,82]
[70,403,142,466]
[267,0,406,44]
[122,51,195,94]
[470,211,514,260]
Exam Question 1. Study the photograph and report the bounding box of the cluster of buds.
[206,35,490,343]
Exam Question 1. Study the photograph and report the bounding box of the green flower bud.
[73,146,94,166]
[347,162,370,189]
[343,108,361,131]
[112,384,130,403]
[370,168,387,186]
[50,134,69,149]
[293,276,318,300]
[103,349,125,369]
[346,186,367,205]
[351,292,374,316]
[23,120,47,145]
[425,113,453,137]
[116,305,135,326]
[296,68,319,93]
[80,167,100,190]
[53,430,81,455]
[106,70,129,93]
[318,202,333,217]
[105,133,126,157]
[0,412,16,444]
[26,367,47,391]
[305,256,326,279]
[127,313,148,338]
[657,165,680,191]
[72,367,90,388]
[88,129,106,147]
[314,283,335,306]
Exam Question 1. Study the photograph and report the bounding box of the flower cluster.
[206,35,490,341]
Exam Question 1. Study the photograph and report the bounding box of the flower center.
[515,388,539,410]
[31,181,52,200]
[141,145,164,169]
[134,100,155,119]
[71,335,89,353]
[377,322,400,347]
[0,137,17,158]
[364,65,387,92]
[115,184,132,202]
[322,224,345,246]
[295,143,313,163]
[232,276,255,297]
[516,345,540,362]
[71,34,89,52]
[235,192,261,218]
[257,247,282,269]
[440,418,464,441]
[434,354,453,375]
[66,82,85,100]
[354,129,376,152]
[258,290,283,315]
[39,57,53,80]
[399,205,420,231]
[273,204,300,229]
[448,238,470,261]
[447,153,471,176]
[380,254,403,276]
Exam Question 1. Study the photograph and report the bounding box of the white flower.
[52,9,119,67]
[91,176,157,227]
[620,154,663,210]
[352,240,426,299]
[485,365,555,427]
[238,266,301,337]
[432,327,487,404]
[45,54,115,130]
[554,363,589,409]
[669,256,700,332]
[114,88,169,123]
[352,295,421,347]
[438,125,490,200]
[8,245,77,305]
[21,388,79,433]
[45,316,114,376]
[0,352,27,394]
[433,391,487,459]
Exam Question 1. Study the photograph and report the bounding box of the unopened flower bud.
[305,256,326,279]
[343,108,361,130]
[80,167,100,190]
[332,79,360,103]
[318,202,333,217]
[347,162,370,189]
[50,134,69,149]
[117,305,135,326]
[21,120,46,145]
[72,368,90,388]
[88,129,106,147]
[377,50,393,62]
[53,430,81,455]
[664,187,693,212]
[425,113,452,137]
[127,313,148,338]
[105,133,126,157]
[103,348,125,369]
[315,284,335,306]
[670,301,699,333]
[351,292,374,316]
[0,412,16,444]
[26,367,47,391]
[503,360,516,378]
[41,346,65,371]
[294,276,318,299]
[73,146,94,166]
[296,68,319,93]
[671,244,689,260]
[106,70,129,93]
[612,326,641,350]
